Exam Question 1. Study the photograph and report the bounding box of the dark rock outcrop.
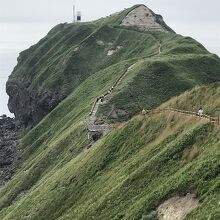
[0,115,20,186]
[6,79,66,128]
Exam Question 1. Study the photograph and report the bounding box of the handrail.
[145,108,220,124]
[86,63,136,134]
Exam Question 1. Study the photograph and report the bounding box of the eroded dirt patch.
[157,194,199,220]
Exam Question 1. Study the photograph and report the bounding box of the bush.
[141,211,158,220]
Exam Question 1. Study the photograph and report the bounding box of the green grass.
[94,5,137,27]
[161,83,220,117]
[0,103,220,219]
[2,68,220,219]
[97,53,220,122]
[2,5,220,220]
[0,60,131,212]
[8,10,219,125]
[10,24,162,95]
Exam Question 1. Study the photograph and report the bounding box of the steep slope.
[6,23,161,127]
[6,4,220,127]
[161,83,220,117]
[97,53,220,122]
[1,4,220,220]
[120,5,171,32]
[0,116,19,186]
[0,83,220,219]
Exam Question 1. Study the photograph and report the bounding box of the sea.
[0,22,56,116]
[0,48,19,116]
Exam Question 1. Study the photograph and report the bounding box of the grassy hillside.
[0,82,220,219]
[7,4,220,126]
[10,23,212,97]
[11,20,162,95]
[97,53,220,122]
[8,4,217,102]
[161,83,220,117]
[3,4,220,220]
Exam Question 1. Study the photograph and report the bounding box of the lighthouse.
[73,5,82,22]
[77,11,82,22]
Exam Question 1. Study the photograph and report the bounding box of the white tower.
[73,5,76,23]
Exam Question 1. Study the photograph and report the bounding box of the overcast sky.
[0,0,219,53]
[0,0,220,115]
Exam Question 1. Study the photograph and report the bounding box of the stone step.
[86,64,137,138]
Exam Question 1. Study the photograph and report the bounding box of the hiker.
[142,109,146,115]
[197,108,203,116]
[100,95,104,103]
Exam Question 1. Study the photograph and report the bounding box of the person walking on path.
[197,108,203,116]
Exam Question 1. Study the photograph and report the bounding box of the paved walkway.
[86,64,136,138]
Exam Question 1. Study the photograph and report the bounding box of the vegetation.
[161,83,220,117]
[10,5,219,106]
[0,85,220,219]
[97,53,220,122]
[1,4,220,220]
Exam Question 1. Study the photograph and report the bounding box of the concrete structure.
[121,5,166,32]
[73,6,82,23]
[77,11,82,22]
[85,64,136,142]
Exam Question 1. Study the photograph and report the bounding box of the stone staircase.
[86,64,136,140]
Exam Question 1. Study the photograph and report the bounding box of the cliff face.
[0,116,20,186]
[5,23,96,127]
[6,79,65,127]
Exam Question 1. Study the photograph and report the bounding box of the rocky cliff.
[6,79,65,128]
[0,116,20,186]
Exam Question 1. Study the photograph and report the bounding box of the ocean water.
[0,48,19,116]
[0,22,56,116]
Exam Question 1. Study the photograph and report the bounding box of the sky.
[0,0,219,115]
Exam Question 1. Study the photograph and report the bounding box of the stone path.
[86,64,136,139]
